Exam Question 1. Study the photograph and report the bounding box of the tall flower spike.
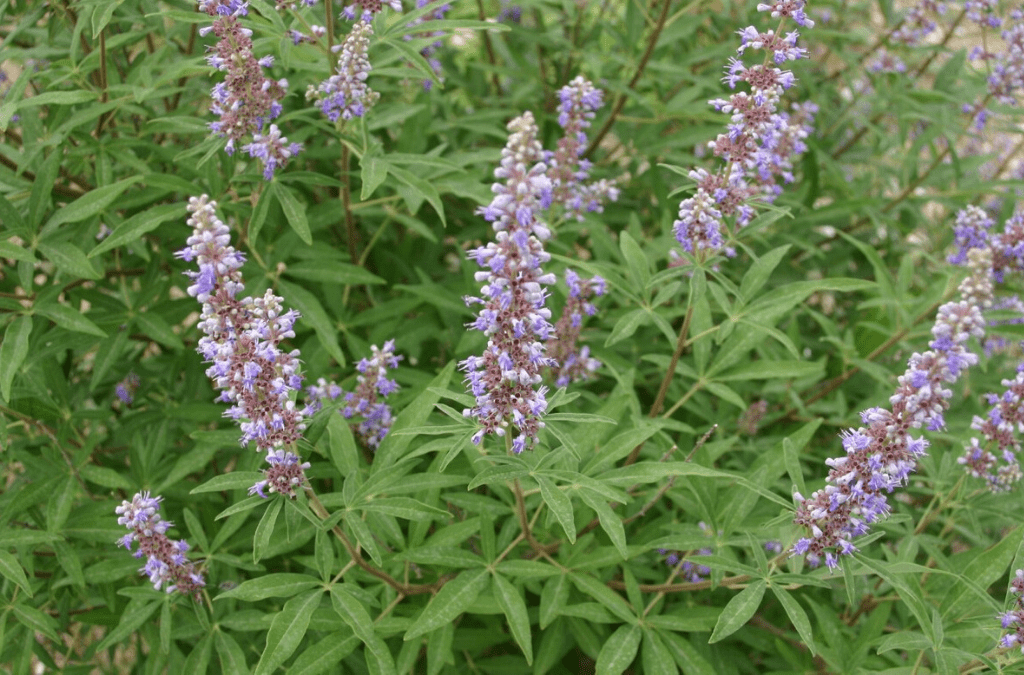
[116,492,205,598]
[546,269,605,387]
[309,21,379,122]
[792,246,994,570]
[462,112,557,454]
[340,341,403,450]
[176,196,310,498]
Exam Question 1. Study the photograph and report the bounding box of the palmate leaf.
[492,573,534,664]
[253,589,323,675]
[709,579,766,643]
[405,568,490,641]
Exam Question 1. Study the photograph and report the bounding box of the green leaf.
[42,176,142,233]
[36,303,107,337]
[88,204,186,257]
[16,90,97,109]
[272,182,313,245]
[389,165,446,228]
[134,311,185,350]
[605,309,647,347]
[713,360,822,381]
[619,231,650,294]
[641,629,676,674]
[361,155,389,200]
[191,472,264,494]
[254,589,322,675]
[37,241,100,280]
[0,316,32,402]
[347,514,384,566]
[709,579,766,643]
[326,413,360,478]
[88,329,128,392]
[535,475,576,544]
[770,586,816,655]
[330,586,397,675]
[253,498,282,564]
[284,261,386,286]
[0,240,34,263]
[0,194,28,235]
[0,550,32,596]
[217,573,321,602]
[278,280,346,367]
[876,631,932,654]
[215,630,250,675]
[96,600,161,651]
[12,604,60,642]
[739,245,790,302]
[374,361,455,469]
[405,568,490,641]
[46,475,76,531]
[359,497,451,521]
[492,573,534,665]
[596,624,641,675]
[540,574,570,629]
[288,630,360,675]
[577,489,627,560]
[570,574,636,624]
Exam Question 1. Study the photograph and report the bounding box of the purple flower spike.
[178,196,312,496]
[792,248,995,569]
[198,3,287,151]
[545,76,621,220]
[115,492,205,598]
[462,112,558,454]
[340,0,402,22]
[310,21,378,122]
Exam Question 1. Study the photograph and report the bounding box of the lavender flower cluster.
[1001,569,1024,652]
[175,195,310,498]
[342,341,402,449]
[116,492,205,598]
[962,8,1024,130]
[198,0,302,178]
[341,0,402,22]
[406,0,451,90]
[309,21,379,122]
[545,76,621,221]
[674,1,816,259]
[792,245,994,570]
[546,269,605,387]
[958,365,1024,491]
[115,372,140,405]
[303,342,402,450]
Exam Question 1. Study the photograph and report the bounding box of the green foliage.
[3,0,1024,673]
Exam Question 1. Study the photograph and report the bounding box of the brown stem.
[584,0,673,159]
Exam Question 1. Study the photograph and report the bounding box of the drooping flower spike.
[116,492,205,598]
[792,246,994,570]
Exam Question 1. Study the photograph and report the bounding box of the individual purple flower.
[340,0,401,22]
[462,112,557,454]
[543,76,622,221]
[792,247,994,569]
[242,124,302,179]
[340,341,402,449]
[115,492,205,598]
[198,3,288,155]
[546,269,604,387]
[309,21,378,122]
[1000,569,1024,652]
[115,372,141,405]
[765,540,783,554]
[867,48,907,74]
[176,196,311,497]
[497,1,521,23]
